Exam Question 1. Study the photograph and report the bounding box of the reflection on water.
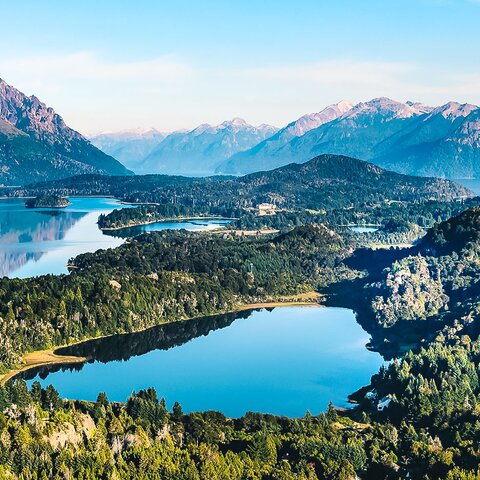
[0,197,125,278]
[24,307,384,417]
[21,309,251,380]
[349,226,379,233]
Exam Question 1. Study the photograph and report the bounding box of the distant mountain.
[0,78,131,185]
[89,128,166,172]
[218,100,354,174]
[375,101,480,177]
[138,118,278,175]
[216,97,480,179]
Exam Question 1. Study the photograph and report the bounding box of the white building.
[365,389,377,401]
[377,395,392,411]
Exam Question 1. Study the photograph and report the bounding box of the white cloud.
[0,52,192,83]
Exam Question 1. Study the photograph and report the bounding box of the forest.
[4,154,470,212]
[24,195,71,209]
[0,209,479,478]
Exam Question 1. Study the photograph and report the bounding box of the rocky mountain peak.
[429,101,478,121]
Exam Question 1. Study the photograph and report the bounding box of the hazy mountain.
[217,98,480,179]
[374,101,480,177]
[217,100,354,174]
[90,128,166,172]
[138,118,278,175]
[0,78,131,185]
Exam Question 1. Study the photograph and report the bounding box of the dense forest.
[330,207,480,364]
[98,204,208,229]
[24,195,71,209]
[4,155,470,211]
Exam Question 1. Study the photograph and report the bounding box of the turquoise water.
[24,306,383,417]
[106,218,231,238]
[453,179,480,196]
[349,226,379,233]
[0,198,228,278]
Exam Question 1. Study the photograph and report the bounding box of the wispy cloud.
[0,52,192,83]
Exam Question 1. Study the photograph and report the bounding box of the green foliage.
[24,194,70,208]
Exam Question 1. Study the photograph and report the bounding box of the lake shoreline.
[1,292,323,385]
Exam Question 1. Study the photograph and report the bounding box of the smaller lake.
[453,179,480,196]
[24,306,383,417]
[106,219,231,238]
[349,226,379,233]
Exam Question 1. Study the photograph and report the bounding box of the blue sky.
[1,0,479,133]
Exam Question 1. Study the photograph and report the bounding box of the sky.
[1,0,479,134]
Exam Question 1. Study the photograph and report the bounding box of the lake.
[0,197,228,278]
[103,218,231,238]
[453,178,480,196]
[23,306,383,417]
[349,226,379,233]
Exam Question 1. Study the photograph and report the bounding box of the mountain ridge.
[0,78,132,185]
[216,98,480,178]
[7,154,471,212]
[138,118,278,175]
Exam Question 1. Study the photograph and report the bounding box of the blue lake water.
[453,179,480,196]
[349,226,379,233]
[104,218,231,238]
[0,197,228,278]
[24,306,383,417]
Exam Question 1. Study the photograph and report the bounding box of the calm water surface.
[0,197,228,278]
[453,179,480,196]
[349,226,379,233]
[104,218,231,238]
[25,307,383,417]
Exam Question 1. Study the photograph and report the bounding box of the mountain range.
[0,78,131,185]
[91,118,277,175]
[89,128,167,171]
[3,75,480,183]
[93,98,480,179]
[218,98,480,178]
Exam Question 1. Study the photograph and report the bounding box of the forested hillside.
[0,225,350,372]
[8,155,470,211]
[358,208,480,355]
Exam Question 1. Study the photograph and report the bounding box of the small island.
[25,194,71,209]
